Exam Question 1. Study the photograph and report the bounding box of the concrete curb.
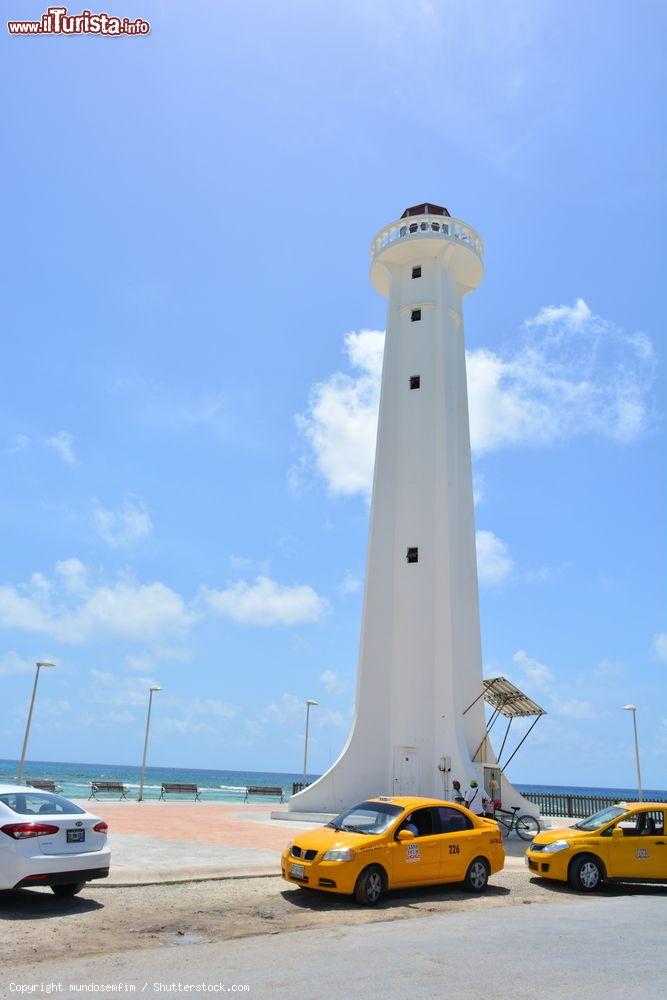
[96,870,281,888]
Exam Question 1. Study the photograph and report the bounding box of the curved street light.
[303,699,318,785]
[623,704,643,802]
[138,685,162,802]
[17,661,56,785]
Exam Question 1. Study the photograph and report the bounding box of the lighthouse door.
[393,747,418,795]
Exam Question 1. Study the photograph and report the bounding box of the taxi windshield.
[573,805,626,831]
[327,801,403,835]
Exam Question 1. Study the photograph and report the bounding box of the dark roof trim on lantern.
[400,203,451,219]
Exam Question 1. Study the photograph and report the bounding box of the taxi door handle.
[655,841,665,845]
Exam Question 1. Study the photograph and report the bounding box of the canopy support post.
[501,716,542,773]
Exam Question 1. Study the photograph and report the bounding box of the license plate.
[67,829,85,843]
[290,863,305,878]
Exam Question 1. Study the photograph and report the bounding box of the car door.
[391,807,441,884]
[435,806,479,880]
[607,809,667,879]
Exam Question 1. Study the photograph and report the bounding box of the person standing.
[464,779,484,815]
[452,779,465,805]
[481,790,496,818]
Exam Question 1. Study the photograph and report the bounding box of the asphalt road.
[4,894,665,999]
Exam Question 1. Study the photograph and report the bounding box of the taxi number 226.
[448,844,461,854]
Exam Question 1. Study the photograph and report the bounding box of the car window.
[398,807,438,838]
[0,792,85,816]
[327,801,402,835]
[573,806,626,831]
[614,810,665,837]
[437,806,473,833]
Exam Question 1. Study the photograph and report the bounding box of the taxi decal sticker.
[406,843,421,862]
[636,847,650,860]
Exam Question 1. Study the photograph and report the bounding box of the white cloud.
[81,709,137,727]
[124,645,192,672]
[0,651,33,677]
[338,574,362,596]
[261,692,303,724]
[111,376,227,437]
[594,660,625,679]
[320,669,348,695]
[314,707,348,728]
[202,576,329,627]
[468,300,655,452]
[511,649,599,720]
[45,431,78,467]
[55,558,88,593]
[296,303,655,496]
[0,563,196,644]
[476,530,514,586]
[651,633,667,662]
[296,330,383,497]
[551,697,598,720]
[185,697,238,719]
[92,495,152,547]
[63,581,193,643]
[8,433,29,454]
[512,649,555,691]
[157,717,216,736]
[229,554,271,574]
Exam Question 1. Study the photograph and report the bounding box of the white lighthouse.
[290,204,537,816]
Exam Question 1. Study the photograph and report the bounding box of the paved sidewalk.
[73,800,316,885]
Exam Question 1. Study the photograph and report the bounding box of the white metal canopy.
[481,676,546,718]
[464,676,546,772]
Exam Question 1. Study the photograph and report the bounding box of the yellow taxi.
[281,795,504,905]
[526,802,667,891]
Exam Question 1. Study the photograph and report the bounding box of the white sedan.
[0,783,110,897]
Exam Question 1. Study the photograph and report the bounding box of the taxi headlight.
[323,848,356,862]
[543,839,570,854]
[285,841,293,853]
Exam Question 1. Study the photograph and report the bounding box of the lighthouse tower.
[290,204,532,815]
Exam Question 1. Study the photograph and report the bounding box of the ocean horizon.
[1,758,664,804]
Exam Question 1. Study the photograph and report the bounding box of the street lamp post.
[17,661,55,785]
[138,685,162,802]
[623,705,643,802]
[303,699,318,785]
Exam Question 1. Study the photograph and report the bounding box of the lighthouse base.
[287,726,539,819]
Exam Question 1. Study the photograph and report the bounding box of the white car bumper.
[0,844,111,891]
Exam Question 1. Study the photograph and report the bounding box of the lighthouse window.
[407,547,419,563]
[409,376,421,390]
[412,266,422,279]
[411,309,421,322]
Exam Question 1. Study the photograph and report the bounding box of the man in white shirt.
[464,780,484,815]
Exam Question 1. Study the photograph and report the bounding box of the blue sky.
[1,1,665,789]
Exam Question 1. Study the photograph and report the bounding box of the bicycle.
[492,804,540,841]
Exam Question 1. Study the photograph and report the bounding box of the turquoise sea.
[0,759,665,803]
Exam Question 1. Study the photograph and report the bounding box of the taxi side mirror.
[612,826,623,839]
[397,829,415,842]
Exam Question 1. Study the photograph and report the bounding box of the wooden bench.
[27,779,62,793]
[89,780,130,800]
[159,782,202,801]
[244,785,284,803]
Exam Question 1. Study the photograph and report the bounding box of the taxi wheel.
[464,857,489,893]
[354,866,385,906]
[569,855,604,892]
